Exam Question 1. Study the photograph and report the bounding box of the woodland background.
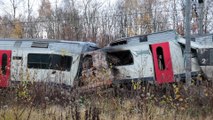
[0,0,212,47]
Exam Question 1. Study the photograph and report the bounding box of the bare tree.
[10,0,22,19]
[37,0,53,39]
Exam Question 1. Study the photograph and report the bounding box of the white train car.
[0,31,210,89]
[0,38,98,87]
[91,30,201,85]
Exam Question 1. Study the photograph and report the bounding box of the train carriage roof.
[107,30,213,50]
[108,30,178,47]
[0,38,99,54]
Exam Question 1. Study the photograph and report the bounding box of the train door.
[151,42,174,84]
[0,50,11,87]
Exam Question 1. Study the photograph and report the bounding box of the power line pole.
[185,0,191,86]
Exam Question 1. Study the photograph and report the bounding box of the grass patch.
[0,82,213,120]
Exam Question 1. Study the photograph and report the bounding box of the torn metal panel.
[81,50,114,86]
[104,44,155,82]
[106,50,133,66]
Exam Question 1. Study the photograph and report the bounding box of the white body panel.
[169,41,185,75]
[113,44,155,80]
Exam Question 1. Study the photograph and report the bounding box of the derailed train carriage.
[83,30,212,86]
[0,30,213,88]
[0,38,98,87]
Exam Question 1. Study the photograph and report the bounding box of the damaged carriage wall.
[106,50,133,66]
[101,30,201,84]
[105,44,155,82]
[81,50,113,86]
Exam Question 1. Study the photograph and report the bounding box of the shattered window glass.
[107,50,133,66]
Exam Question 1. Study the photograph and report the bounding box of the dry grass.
[0,81,213,120]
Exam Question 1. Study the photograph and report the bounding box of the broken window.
[107,50,133,66]
[156,47,165,70]
[27,54,72,71]
[51,55,72,71]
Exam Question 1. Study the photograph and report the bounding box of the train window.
[31,42,49,48]
[2,54,7,75]
[51,55,72,71]
[28,54,51,69]
[27,54,72,71]
[107,50,133,66]
[156,47,165,70]
[139,35,148,42]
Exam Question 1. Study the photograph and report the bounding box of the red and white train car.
[83,30,202,85]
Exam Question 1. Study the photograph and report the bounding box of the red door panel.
[0,50,11,87]
[151,42,174,84]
